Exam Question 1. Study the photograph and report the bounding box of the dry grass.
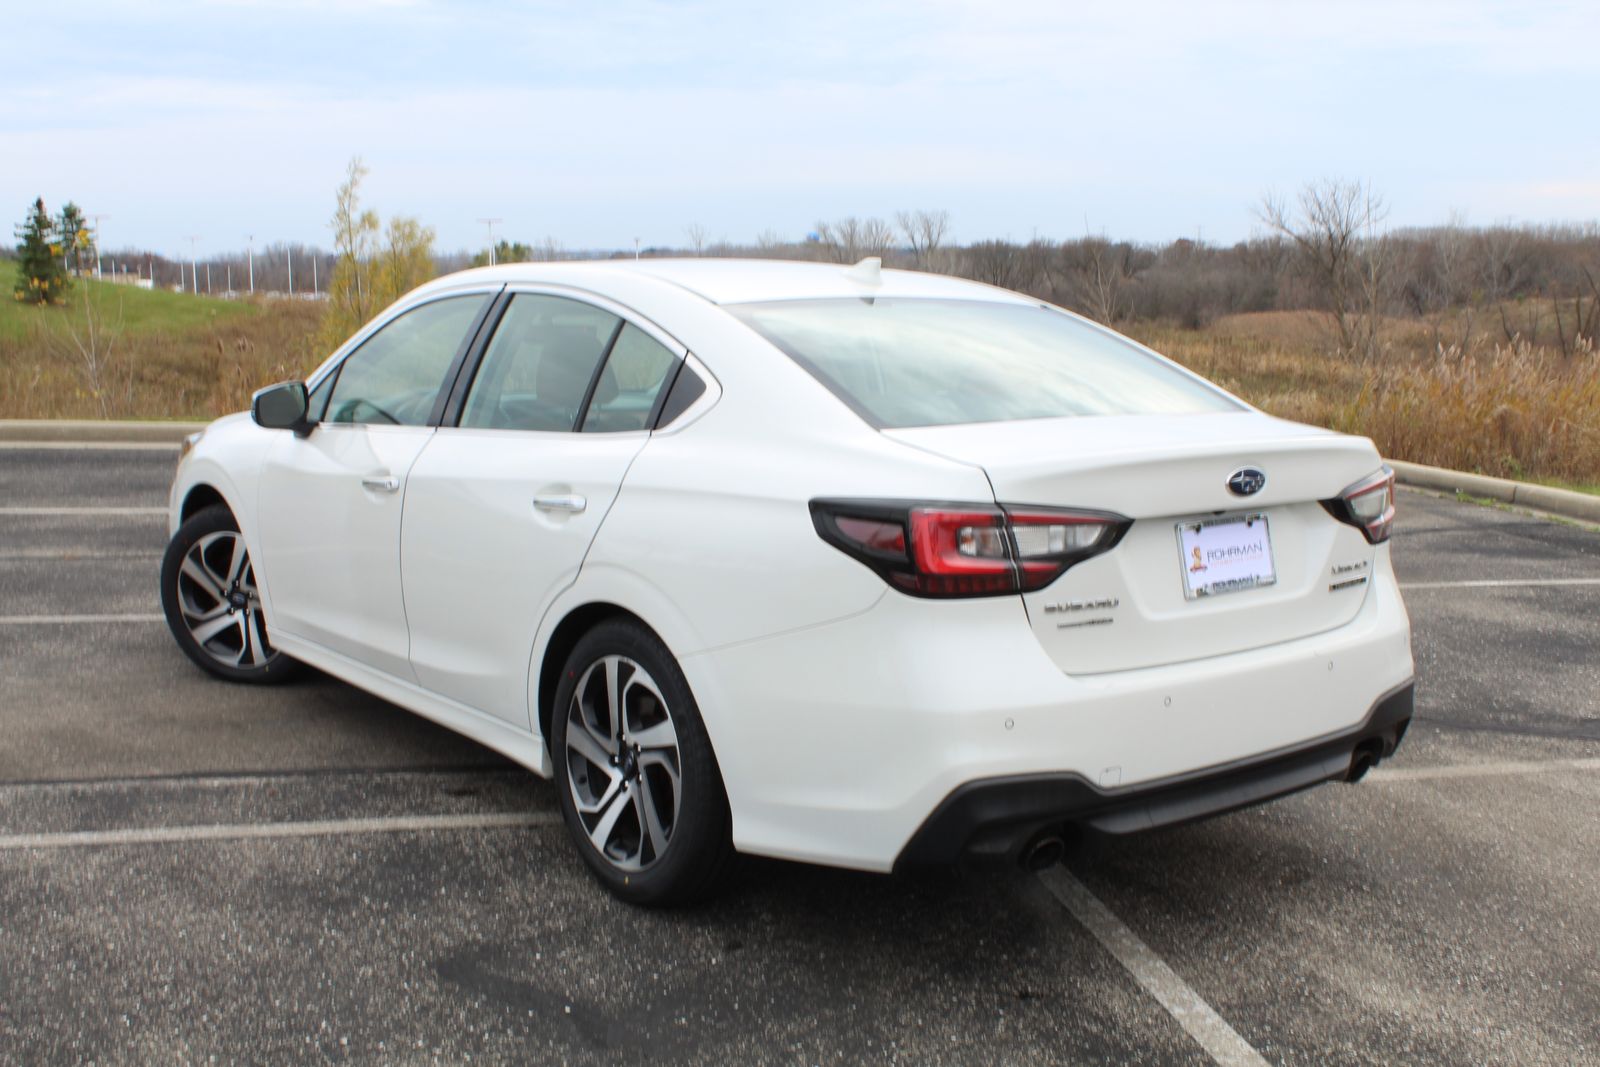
[4,267,1597,486]
[0,281,324,420]
[1128,312,1600,484]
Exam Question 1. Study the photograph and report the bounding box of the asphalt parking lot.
[1,444,1596,1066]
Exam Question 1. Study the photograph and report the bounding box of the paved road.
[1,445,1596,1065]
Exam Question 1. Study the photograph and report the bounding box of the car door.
[401,291,685,727]
[255,291,494,680]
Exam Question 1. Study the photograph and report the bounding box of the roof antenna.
[845,256,882,285]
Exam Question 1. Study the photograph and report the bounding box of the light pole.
[88,214,110,278]
[186,236,200,294]
[634,237,640,261]
[477,217,502,265]
[287,248,293,296]
[247,235,255,294]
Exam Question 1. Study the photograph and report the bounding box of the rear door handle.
[361,476,401,493]
[533,494,587,514]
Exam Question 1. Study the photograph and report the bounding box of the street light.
[477,217,502,265]
[247,234,255,294]
[186,235,200,294]
[88,214,110,279]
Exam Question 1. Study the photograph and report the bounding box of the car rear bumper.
[680,553,1414,873]
[893,680,1413,870]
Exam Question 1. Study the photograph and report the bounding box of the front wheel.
[160,505,300,684]
[551,620,734,906]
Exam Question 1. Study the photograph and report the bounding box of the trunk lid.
[885,412,1383,674]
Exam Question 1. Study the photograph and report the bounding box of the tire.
[160,504,300,685]
[551,619,734,906]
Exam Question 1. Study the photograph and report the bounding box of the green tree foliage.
[469,239,534,268]
[319,157,438,352]
[14,198,68,304]
[57,201,90,275]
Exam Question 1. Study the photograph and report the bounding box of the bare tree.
[896,209,950,269]
[684,223,709,256]
[814,216,895,263]
[1259,179,1389,358]
[1057,237,1140,324]
[58,283,128,418]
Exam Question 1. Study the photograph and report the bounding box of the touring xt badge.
[1227,466,1267,496]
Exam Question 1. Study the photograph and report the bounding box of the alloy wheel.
[173,530,277,669]
[563,654,682,871]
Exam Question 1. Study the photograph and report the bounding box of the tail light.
[1322,466,1396,544]
[811,499,1131,598]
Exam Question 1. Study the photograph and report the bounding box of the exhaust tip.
[1020,833,1066,871]
[1346,747,1380,783]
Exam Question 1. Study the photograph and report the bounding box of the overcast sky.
[4,0,1597,259]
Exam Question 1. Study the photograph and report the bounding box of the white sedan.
[162,258,1414,905]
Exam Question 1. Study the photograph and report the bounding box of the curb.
[0,419,207,445]
[1388,460,1600,526]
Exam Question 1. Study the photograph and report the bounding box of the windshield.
[729,298,1242,428]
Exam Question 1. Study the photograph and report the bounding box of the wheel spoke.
[223,535,248,585]
[636,772,670,859]
[573,767,623,815]
[639,751,681,814]
[182,601,230,624]
[244,611,269,667]
[587,785,631,854]
[630,718,678,752]
[604,656,622,742]
[566,717,616,768]
[190,612,240,646]
[180,556,225,600]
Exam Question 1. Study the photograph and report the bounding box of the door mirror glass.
[252,380,310,433]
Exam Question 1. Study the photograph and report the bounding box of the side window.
[460,295,621,431]
[325,295,488,426]
[655,363,707,428]
[580,323,679,433]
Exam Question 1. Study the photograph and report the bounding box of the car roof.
[411,257,1039,307]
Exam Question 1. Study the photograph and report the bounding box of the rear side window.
[460,295,621,431]
[580,324,678,433]
[326,294,488,426]
[728,298,1241,429]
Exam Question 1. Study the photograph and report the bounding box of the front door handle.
[533,494,587,514]
[361,476,401,494]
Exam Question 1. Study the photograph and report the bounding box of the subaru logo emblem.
[1227,467,1266,496]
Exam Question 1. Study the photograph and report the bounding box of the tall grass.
[1132,315,1600,484]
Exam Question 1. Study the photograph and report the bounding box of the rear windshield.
[728,298,1241,428]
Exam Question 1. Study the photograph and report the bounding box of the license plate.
[1176,513,1276,600]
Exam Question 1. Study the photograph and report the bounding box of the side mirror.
[251,381,314,437]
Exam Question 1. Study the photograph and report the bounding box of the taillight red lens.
[812,499,1130,598]
[1322,466,1396,544]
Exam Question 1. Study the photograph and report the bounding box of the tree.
[13,198,68,304]
[814,216,895,263]
[375,216,436,301]
[470,239,534,268]
[895,209,950,269]
[321,157,382,349]
[1259,180,1390,358]
[57,202,90,275]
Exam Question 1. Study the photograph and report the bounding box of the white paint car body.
[168,258,1414,880]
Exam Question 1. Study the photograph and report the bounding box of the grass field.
[2,257,1597,487]
[0,260,255,342]
[1,260,325,420]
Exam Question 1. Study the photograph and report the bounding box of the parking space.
[1,446,1596,1065]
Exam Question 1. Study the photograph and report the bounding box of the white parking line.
[1370,757,1600,782]
[0,506,167,516]
[1038,867,1270,1067]
[0,811,563,851]
[0,614,164,624]
[0,441,178,452]
[1400,578,1600,589]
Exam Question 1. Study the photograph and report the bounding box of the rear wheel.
[551,620,734,906]
[160,505,300,684]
